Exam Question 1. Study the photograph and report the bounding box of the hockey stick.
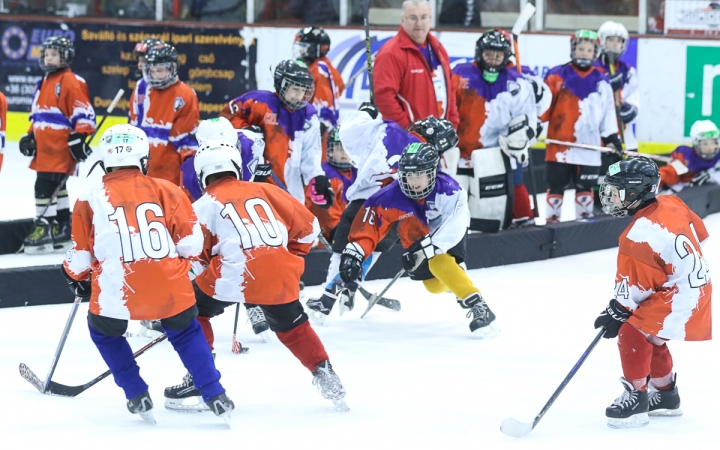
[20,332,168,397]
[231,303,243,354]
[607,55,627,147]
[542,139,670,162]
[357,285,401,311]
[360,268,405,319]
[500,329,605,437]
[362,0,375,103]
[41,295,83,393]
[317,230,333,252]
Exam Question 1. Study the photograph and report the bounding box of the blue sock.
[88,324,148,400]
[164,318,225,402]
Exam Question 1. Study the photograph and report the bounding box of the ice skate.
[24,218,53,255]
[127,391,156,425]
[139,320,164,337]
[649,374,682,417]
[164,371,210,412]
[246,305,271,342]
[51,220,72,252]
[606,377,650,428]
[312,360,349,411]
[460,293,499,339]
[206,393,234,426]
[306,292,337,325]
[337,286,355,316]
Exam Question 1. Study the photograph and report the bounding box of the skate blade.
[219,411,232,427]
[649,407,683,417]
[472,322,501,340]
[164,397,210,413]
[258,330,272,342]
[53,241,72,253]
[332,398,350,412]
[24,244,53,255]
[338,301,353,316]
[500,417,533,437]
[139,410,157,425]
[308,311,327,325]
[607,412,649,429]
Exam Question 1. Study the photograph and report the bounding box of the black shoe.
[206,393,234,425]
[459,293,499,338]
[24,218,53,255]
[127,391,156,424]
[606,378,649,428]
[306,291,338,325]
[52,220,72,252]
[246,305,270,341]
[649,373,682,417]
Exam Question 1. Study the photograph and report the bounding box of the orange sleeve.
[220,97,257,129]
[348,203,395,257]
[659,153,687,187]
[63,75,96,135]
[63,199,95,281]
[162,183,203,259]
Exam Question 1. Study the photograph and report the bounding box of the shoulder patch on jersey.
[507,80,520,96]
[173,97,185,112]
[55,82,61,98]
[263,112,278,125]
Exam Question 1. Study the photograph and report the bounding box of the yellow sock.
[428,253,479,299]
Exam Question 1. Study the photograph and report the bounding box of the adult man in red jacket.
[373,0,459,129]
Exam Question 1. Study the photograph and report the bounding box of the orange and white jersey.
[29,68,96,174]
[63,169,203,321]
[128,79,199,186]
[192,177,320,305]
[0,92,6,171]
[309,56,345,129]
[614,195,712,341]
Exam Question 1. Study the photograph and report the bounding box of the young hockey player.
[306,126,357,242]
[305,104,457,323]
[293,26,344,135]
[453,29,538,229]
[541,30,621,223]
[163,139,348,412]
[595,156,712,428]
[659,120,720,191]
[20,36,96,254]
[220,59,333,207]
[338,142,498,338]
[132,37,164,80]
[128,42,199,187]
[62,124,233,424]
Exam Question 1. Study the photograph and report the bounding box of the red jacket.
[373,27,459,129]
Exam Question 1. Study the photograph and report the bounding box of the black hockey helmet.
[408,116,458,155]
[143,42,179,89]
[398,142,440,200]
[326,126,353,170]
[39,36,74,73]
[274,59,315,111]
[293,26,331,64]
[475,30,511,76]
[599,156,660,217]
[133,37,164,58]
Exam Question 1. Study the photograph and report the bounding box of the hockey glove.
[339,243,365,284]
[602,133,624,156]
[401,235,436,273]
[594,299,632,339]
[608,71,624,92]
[358,102,379,120]
[19,132,37,157]
[61,266,92,300]
[530,79,544,104]
[499,115,534,164]
[68,132,93,161]
[253,160,273,183]
[691,170,713,186]
[619,103,638,124]
[309,175,335,209]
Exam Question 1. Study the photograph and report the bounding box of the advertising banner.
[0,20,256,119]
[665,1,720,36]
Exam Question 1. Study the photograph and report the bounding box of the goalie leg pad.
[469,147,514,230]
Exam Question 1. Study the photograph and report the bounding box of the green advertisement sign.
[685,46,720,136]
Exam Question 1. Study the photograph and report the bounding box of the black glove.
[61,266,92,300]
[594,299,632,339]
[19,132,37,157]
[358,102,379,120]
[310,175,335,209]
[536,120,544,138]
[691,171,713,186]
[253,160,273,183]
[401,235,436,273]
[339,243,364,284]
[602,133,624,156]
[530,79,543,104]
[68,132,92,161]
[619,103,638,124]
[607,70,624,92]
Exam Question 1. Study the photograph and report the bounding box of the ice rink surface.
[1,143,718,447]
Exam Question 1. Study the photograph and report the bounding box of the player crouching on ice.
[594,156,712,428]
[659,119,720,192]
[62,124,233,425]
[164,139,348,412]
[339,142,499,338]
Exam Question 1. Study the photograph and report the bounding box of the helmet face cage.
[599,181,628,217]
[399,166,438,200]
[326,127,353,170]
[39,37,74,73]
[143,44,179,89]
[274,61,315,111]
[598,22,628,60]
[398,143,440,200]
[293,27,330,63]
[600,158,659,217]
[474,31,511,74]
[570,30,600,70]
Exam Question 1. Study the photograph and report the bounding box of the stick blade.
[512,3,536,35]
[19,363,45,393]
[500,417,533,437]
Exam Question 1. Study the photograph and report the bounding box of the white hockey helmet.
[690,120,720,159]
[598,21,629,58]
[194,139,243,189]
[98,124,150,173]
[196,117,238,146]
